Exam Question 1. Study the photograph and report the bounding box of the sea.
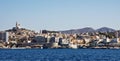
[0,49,120,61]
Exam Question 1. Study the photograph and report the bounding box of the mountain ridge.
[60,27,116,34]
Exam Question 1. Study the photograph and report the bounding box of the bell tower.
[16,21,20,29]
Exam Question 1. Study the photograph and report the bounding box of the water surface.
[0,49,120,61]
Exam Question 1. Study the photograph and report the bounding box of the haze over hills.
[60,27,116,34]
[1,23,117,34]
[96,27,115,33]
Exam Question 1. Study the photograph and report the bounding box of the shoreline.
[1,47,120,50]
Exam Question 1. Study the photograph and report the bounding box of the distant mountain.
[96,27,115,33]
[60,27,95,34]
[60,29,76,34]
[76,27,95,33]
[60,27,116,34]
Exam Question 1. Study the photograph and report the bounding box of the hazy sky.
[0,0,120,31]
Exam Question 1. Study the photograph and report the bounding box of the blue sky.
[0,0,120,31]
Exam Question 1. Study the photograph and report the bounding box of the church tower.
[16,22,20,29]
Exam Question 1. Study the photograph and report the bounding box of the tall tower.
[16,22,18,28]
[5,32,9,42]
[40,30,42,35]
[16,22,20,29]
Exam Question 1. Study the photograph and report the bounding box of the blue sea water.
[0,49,120,61]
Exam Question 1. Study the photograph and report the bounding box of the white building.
[84,38,91,44]
[106,37,111,43]
[61,39,69,44]
[0,31,9,42]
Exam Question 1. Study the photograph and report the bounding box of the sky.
[0,0,120,31]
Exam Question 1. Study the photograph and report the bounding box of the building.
[0,31,9,42]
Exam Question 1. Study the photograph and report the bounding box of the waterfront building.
[59,38,69,45]
[84,37,91,44]
[33,36,47,45]
[77,39,85,44]
[5,32,9,42]
[55,37,60,43]
[106,37,111,43]
[117,38,120,44]
[110,38,117,43]
[94,35,99,40]
[39,30,42,35]
[69,43,78,49]
[46,35,51,43]
[97,39,103,44]
[51,42,59,48]
[0,31,9,42]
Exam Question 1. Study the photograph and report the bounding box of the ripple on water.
[0,49,120,61]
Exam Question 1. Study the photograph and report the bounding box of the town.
[0,22,120,49]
